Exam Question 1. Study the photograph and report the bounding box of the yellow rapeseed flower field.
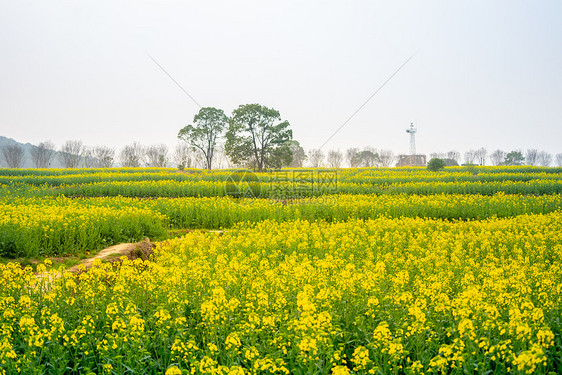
[1,214,560,373]
[0,167,560,374]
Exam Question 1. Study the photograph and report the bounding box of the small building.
[396,154,427,167]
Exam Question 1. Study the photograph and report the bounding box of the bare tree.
[556,153,562,167]
[474,148,487,165]
[346,148,360,168]
[80,147,97,168]
[308,149,324,168]
[145,144,169,167]
[446,151,461,164]
[490,149,506,166]
[30,141,55,168]
[525,149,539,166]
[2,144,25,168]
[287,140,307,168]
[93,146,115,168]
[432,151,460,166]
[464,150,477,165]
[362,146,381,167]
[119,142,145,167]
[352,149,380,167]
[327,150,343,168]
[212,144,230,169]
[189,151,205,169]
[379,149,395,167]
[59,140,83,168]
[173,143,192,169]
[537,151,552,167]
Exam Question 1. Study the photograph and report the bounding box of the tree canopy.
[178,107,228,170]
[504,151,525,166]
[427,158,446,172]
[225,104,292,172]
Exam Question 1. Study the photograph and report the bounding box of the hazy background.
[1,0,561,156]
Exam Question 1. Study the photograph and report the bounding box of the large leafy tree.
[504,150,525,166]
[427,157,446,172]
[225,104,292,172]
[178,107,228,170]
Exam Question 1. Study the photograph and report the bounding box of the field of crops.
[0,166,561,374]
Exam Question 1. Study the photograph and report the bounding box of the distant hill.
[0,136,64,168]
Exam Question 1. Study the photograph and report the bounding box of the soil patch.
[66,239,155,273]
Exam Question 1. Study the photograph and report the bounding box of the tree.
[286,140,307,168]
[225,104,292,172]
[537,151,552,167]
[80,147,97,168]
[93,146,115,168]
[30,141,55,168]
[178,107,228,170]
[174,143,193,170]
[346,148,360,168]
[327,150,343,168]
[490,149,506,166]
[212,144,230,169]
[431,152,458,166]
[556,153,562,167]
[379,149,396,167]
[427,158,446,172]
[504,150,525,166]
[59,140,83,168]
[446,151,461,165]
[308,149,325,168]
[352,150,379,168]
[145,144,169,167]
[474,148,487,165]
[2,144,24,168]
[525,149,539,166]
[464,150,477,165]
[119,142,145,167]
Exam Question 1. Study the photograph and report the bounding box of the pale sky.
[1,0,561,157]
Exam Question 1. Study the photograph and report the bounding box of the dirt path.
[66,239,155,273]
[33,230,222,288]
[41,229,221,275]
[31,240,155,292]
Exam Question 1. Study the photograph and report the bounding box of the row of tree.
[0,141,188,169]
[3,140,562,170]
[178,104,293,172]
[429,148,561,167]
[177,105,561,169]
[3,140,562,169]
[178,105,406,171]
[304,148,397,168]
[2,101,562,169]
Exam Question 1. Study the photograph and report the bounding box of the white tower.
[406,122,417,155]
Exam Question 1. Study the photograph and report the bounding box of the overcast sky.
[1,0,561,157]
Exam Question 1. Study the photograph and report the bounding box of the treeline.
[429,148,561,167]
[3,141,561,170]
[0,140,192,169]
[2,101,561,169]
